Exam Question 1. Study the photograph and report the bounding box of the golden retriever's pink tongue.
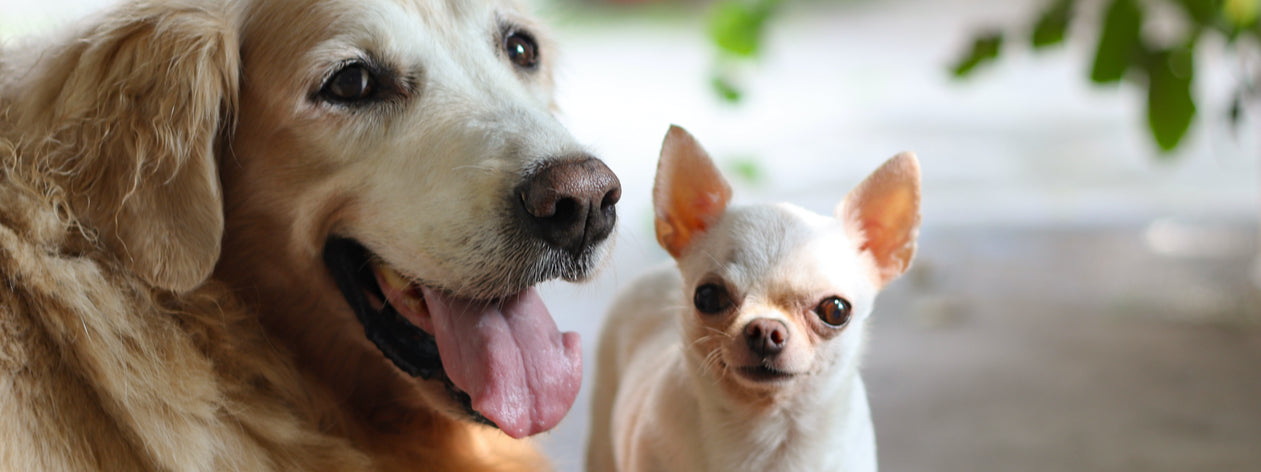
[419,286,581,439]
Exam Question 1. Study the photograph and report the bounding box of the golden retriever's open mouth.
[322,238,580,439]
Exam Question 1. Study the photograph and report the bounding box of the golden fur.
[0,0,576,469]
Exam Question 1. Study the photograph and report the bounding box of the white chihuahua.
[586,126,921,472]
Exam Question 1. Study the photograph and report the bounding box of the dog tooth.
[401,294,424,313]
[377,263,410,290]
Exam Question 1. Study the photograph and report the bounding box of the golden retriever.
[0,0,619,470]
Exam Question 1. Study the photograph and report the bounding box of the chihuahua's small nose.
[744,319,788,358]
[517,156,621,254]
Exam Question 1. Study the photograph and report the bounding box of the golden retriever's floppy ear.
[19,3,239,293]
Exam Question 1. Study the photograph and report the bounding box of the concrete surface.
[867,224,1261,472]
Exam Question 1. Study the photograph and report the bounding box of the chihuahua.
[586,125,921,472]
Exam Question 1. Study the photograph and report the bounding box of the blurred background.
[4,0,1259,470]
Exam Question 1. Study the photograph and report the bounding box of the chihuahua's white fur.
[587,126,920,472]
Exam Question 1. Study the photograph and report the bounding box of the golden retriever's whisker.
[452,164,507,174]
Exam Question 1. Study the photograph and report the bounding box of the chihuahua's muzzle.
[745,318,789,358]
[739,318,798,382]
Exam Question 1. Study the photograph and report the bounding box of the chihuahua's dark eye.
[815,297,852,327]
[322,63,374,102]
[504,31,538,69]
[693,283,732,315]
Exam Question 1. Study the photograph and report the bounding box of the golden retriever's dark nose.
[518,156,621,254]
[745,319,788,358]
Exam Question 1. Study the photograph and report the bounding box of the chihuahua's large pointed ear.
[653,125,733,258]
[18,5,239,293]
[838,152,922,288]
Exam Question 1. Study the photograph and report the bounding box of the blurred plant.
[952,0,1260,154]
[707,0,783,103]
[727,155,769,185]
[703,0,781,184]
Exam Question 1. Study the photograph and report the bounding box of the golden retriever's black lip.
[321,237,494,428]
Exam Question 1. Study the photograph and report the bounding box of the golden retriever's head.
[233,0,616,293]
[228,0,621,438]
[4,0,619,440]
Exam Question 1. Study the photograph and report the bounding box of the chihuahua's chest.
[693,374,877,472]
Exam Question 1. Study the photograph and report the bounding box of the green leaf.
[1146,48,1197,152]
[708,0,781,58]
[726,156,766,185]
[1031,0,1075,49]
[1229,94,1243,127]
[950,32,1004,77]
[1174,0,1218,26]
[1090,0,1143,84]
[1224,0,1260,29]
[711,75,744,103]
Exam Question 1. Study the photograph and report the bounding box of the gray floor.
[867,224,1261,472]
[539,223,1261,471]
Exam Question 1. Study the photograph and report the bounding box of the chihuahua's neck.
[690,366,877,471]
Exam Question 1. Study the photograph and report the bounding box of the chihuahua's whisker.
[702,326,731,339]
[688,334,718,349]
[700,348,725,377]
[698,248,723,268]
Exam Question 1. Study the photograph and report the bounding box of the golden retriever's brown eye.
[815,297,852,327]
[504,31,538,69]
[322,63,374,102]
[693,283,732,315]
